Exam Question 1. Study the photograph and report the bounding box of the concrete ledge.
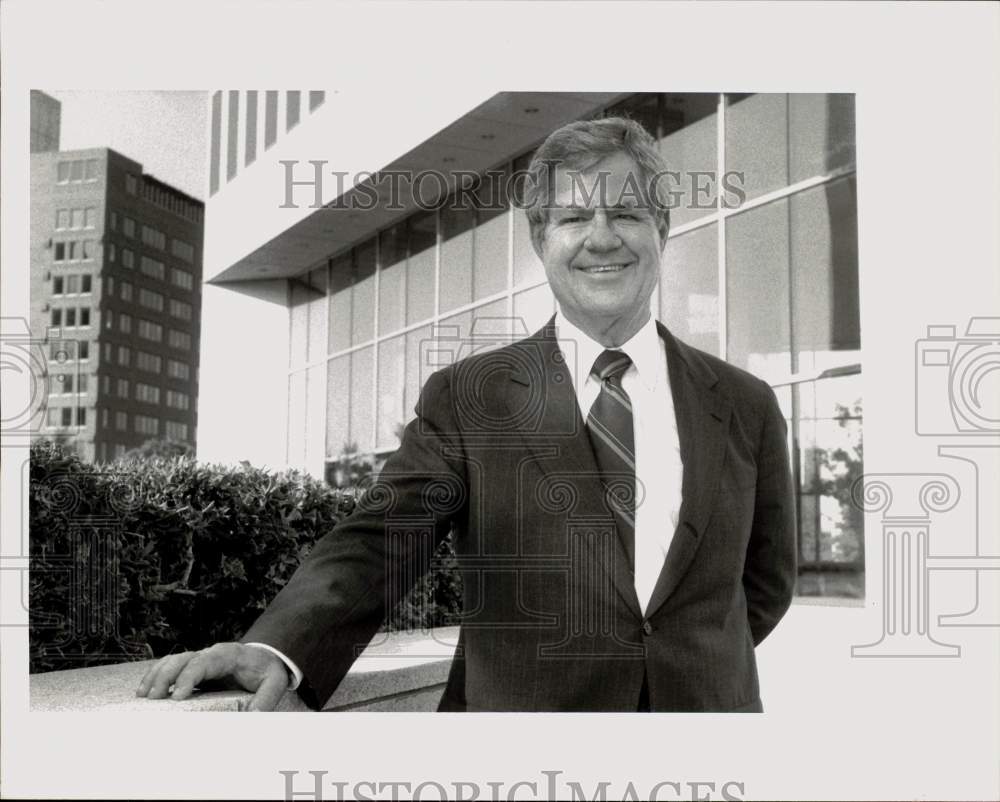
[29,626,460,713]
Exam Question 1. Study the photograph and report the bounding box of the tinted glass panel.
[660,223,719,356]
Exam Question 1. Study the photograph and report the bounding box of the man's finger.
[144,652,194,699]
[245,663,289,712]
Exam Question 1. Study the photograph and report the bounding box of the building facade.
[29,147,204,462]
[200,91,861,599]
[29,90,61,153]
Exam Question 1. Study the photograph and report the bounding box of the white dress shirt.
[248,310,685,690]
[554,310,684,615]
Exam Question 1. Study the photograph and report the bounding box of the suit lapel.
[643,324,733,621]
[505,318,643,620]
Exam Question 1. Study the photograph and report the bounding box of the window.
[116,378,129,399]
[53,276,64,295]
[106,276,115,296]
[122,248,135,269]
[78,341,89,360]
[141,225,166,250]
[120,281,133,302]
[170,239,195,264]
[139,288,164,311]
[65,308,76,327]
[165,421,188,441]
[165,390,189,410]
[101,408,109,428]
[51,372,72,394]
[140,256,165,280]
[84,159,98,181]
[81,240,95,261]
[79,308,90,327]
[119,313,132,334]
[170,267,194,290]
[61,407,72,427]
[76,407,87,426]
[81,275,92,294]
[108,243,117,263]
[117,345,131,367]
[78,374,88,393]
[56,209,69,229]
[134,415,159,436]
[54,242,65,262]
[138,319,163,342]
[109,210,118,230]
[101,375,110,394]
[71,209,84,230]
[57,162,70,183]
[123,217,135,239]
[84,208,96,229]
[166,359,190,380]
[135,383,160,404]
[65,275,79,294]
[57,159,99,184]
[125,173,138,195]
[115,411,128,431]
[136,351,162,373]
[169,299,192,321]
[101,342,111,362]
[113,444,126,458]
[167,329,191,350]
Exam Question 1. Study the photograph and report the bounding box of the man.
[137,117,796,712]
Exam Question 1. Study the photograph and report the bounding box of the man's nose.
[584,212,621,251]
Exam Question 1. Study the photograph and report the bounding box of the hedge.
[28,440,462,673]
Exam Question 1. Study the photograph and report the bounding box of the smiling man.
[137,116,796,712]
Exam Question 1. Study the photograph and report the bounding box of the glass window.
[306,266,328,363]
[324,354,350,459]
[123,217,135,238]
[61,407,72,426]
[56,209,69,229]
[726,198,791,382]
[118,345,131,367]
[352,241,376,345]
[793,373,864,599]
[82,240,94,260]
[120,281,133,302]
[512,152,544,287]
[439,203,475,314]
[328,252,352,354]
[170,267,194,289]
[349,346,374,452]
[406,212,436,325]
[121,248,134,269]
[167,359,190,380]
[81,275,92,293]
[655,94,719,227]
[78,341,89,360]
[57,162,70,183]
[473,169,510,301]
[78,374,88,393]
[378,224,408,336]
[54,242,65,262]
[789,94,857,183]
[109,210,117,230]
[377,335,406,449]
[84,208,96,228]
[70,161,84,182]
[50,307,61,327]
[65,275,79,294]
[65,308,76,327]
[53,276,64,295]
[405,323,433,419]
[660,224,719,356]
[79,308,90,327]
[77,407,86,426]
[726,93,789,204]
[289,275,311,370]
[115,411,128,431]
[120,314,133,334]
[165,421,188,440]
[116,378,129,399]
[169,299,193,321]
[790,176,860,374]
[168,329,191,350]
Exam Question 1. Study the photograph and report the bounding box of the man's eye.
[616,212,640,221]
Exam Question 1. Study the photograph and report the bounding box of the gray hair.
[521,116,671,241]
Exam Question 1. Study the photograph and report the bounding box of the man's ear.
[529,218,546,261]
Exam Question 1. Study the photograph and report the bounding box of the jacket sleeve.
[240,367,467,709]
[743,382,797,646]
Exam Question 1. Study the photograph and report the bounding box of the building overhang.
[208,92,625,284]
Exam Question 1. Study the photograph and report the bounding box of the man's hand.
[135,643,290,712]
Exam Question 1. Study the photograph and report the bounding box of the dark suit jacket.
[242,319,796,712]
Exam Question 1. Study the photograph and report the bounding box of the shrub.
[28,439,461,673]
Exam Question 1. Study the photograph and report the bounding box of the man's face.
[532,151,667,337]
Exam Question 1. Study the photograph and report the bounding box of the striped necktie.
[586,349,636,571]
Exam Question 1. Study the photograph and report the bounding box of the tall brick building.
[29,148,204,461]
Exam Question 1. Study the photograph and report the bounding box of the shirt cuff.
[243,642,303,691]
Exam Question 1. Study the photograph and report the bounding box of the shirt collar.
[553,309,661,393]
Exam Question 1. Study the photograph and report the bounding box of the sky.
[47,90,209,200]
